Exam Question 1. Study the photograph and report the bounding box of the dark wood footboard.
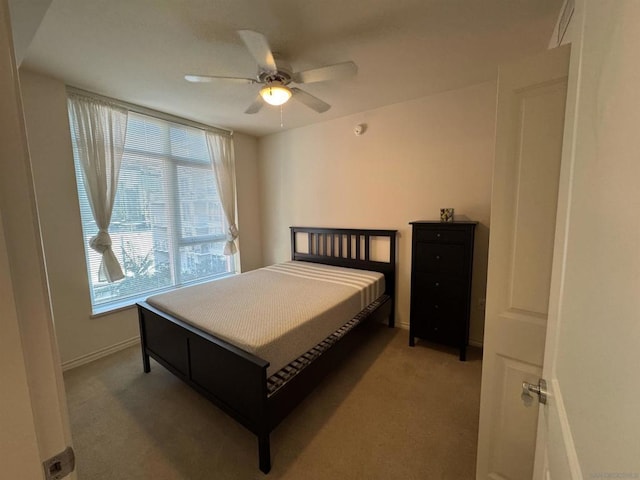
[138,302,269,429]
[137,227,397,474]
[138,302,273,472]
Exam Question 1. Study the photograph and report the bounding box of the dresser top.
[410,220,478,225]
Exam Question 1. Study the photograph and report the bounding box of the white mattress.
[146,261,385,375]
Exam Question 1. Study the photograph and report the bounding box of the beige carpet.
[64,326,482,479]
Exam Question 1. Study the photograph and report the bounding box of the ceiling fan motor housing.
[258,53,293,85]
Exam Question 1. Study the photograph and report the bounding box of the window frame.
[67,88,236,315]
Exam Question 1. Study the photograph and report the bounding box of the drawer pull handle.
[436,233,441,238]
[434,305,439,309]
[434,327,439,331]
[435,282,440,287]
[435,255,441,260]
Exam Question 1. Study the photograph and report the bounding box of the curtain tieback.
[226,224,239,242]
[89,230,113,254]
[223,224,239,255]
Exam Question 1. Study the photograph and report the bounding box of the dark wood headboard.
[289,226,397,300]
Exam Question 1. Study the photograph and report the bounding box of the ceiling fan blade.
[292,61,358,84]
[244,95,264,114]
[291,87,331,113]
[185,74,255,84]
[237,30,277,74]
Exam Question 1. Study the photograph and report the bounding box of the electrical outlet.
[43,447,75,480]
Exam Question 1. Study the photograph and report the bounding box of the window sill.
[89,272,237,318]
[90,301,138,319]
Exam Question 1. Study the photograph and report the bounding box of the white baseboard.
[396,320,410,330]
[62,336,140,371]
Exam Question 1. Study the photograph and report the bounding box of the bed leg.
[459,345,467,362]
[138,309,151,373]
[384,298,395,328]
[258,433,271,474]
[142,350,150,373]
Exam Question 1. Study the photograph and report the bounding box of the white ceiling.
[18,0,562,137]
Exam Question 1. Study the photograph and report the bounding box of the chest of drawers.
[409,221,476,360]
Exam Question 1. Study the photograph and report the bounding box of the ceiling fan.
[185,30,358,114]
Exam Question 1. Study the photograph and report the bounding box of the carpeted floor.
[64,326,482,479]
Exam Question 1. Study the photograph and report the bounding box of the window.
[70,111,235,313]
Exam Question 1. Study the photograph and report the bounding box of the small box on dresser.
[409,220,477,360]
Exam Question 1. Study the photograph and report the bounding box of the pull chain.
[280,105,284,128]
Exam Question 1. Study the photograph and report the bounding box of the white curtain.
[67,93,128,282]
[205,132,238,255]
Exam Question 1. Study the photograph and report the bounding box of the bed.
[137,226,397,473]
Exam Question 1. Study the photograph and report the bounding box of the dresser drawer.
[410,312,462,346]
[413,295,464,318]
[413,242,466,276]
[411,273,466,300]
[428,317,462,347]
[414,227,468,244]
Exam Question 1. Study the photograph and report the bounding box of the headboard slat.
[364,234,370,261]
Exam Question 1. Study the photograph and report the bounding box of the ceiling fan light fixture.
[260,82,292,106]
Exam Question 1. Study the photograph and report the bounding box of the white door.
[0,1,76,478]
[476,45,570,480]
[533,1,640,478]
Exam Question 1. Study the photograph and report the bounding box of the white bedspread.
[146,261,385,375]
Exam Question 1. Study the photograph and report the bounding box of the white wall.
[19,69,262,365]
[234,132,263,272]
[258,81,497,345]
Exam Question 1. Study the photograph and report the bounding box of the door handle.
[521,379,548,406]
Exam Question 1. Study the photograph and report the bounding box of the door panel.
[0,211,43,479]
[534,1,640,478]
[476,45,569,480]
[0,2,75,477]
[509,83,566,315]
[488,356,542,480]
